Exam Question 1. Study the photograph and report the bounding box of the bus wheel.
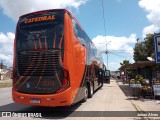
[81,85,88,102]
[88,82,94,98]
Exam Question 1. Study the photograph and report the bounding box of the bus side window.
[72,19,86,46]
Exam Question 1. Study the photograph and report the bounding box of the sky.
[0,0,160,71]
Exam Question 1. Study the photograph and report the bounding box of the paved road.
[0,79,138,120]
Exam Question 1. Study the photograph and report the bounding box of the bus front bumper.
[12,88,74,107]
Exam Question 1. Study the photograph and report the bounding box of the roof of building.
[119,61,156,71]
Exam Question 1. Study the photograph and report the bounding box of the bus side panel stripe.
[53,33,56,48]
[38,36,42,49]
[13,76,23,86]
[35,76,42,88]
[34,40,37,49]
[44,36,48,50]
[59,32,64,66]
[52,32,62,86]
[18,76,30,89]
[72,65,87,104]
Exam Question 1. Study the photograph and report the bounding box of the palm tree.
[120,60,130,66]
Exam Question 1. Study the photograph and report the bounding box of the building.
[119,61,156,84]
[0,64,10,80]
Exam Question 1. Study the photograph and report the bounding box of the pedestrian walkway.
[116,79,160,119]
[100,78,136,111]
[69,78,138,120]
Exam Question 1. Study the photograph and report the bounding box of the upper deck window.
[16,10,64,51]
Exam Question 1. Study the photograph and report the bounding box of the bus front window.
[16,11,64,51]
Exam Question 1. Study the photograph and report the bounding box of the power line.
[101,0,109,69]
[109,52,126,58]
[101,0,107,41]
[100,1,133,69]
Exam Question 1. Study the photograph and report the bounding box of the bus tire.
[88,82,94,98]
[81,85,88,102]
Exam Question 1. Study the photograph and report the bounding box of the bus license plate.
[30,98,40,104]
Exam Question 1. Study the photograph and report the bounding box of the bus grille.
[17,50,60,76]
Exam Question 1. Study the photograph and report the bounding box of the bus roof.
[19,9,68,18]
[19,9,84,31]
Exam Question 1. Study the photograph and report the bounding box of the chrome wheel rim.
[90,84,93,95]
[84,87,88,98]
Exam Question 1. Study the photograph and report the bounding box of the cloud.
[142,24,159,38]
[0,32,137,70]
[109,61,122,71]
[92,34,137,54]
[0,0,87,21]
[0,32,14,67]
[92,34,136,70]
[139,0,160,37]
[0,1,88,67]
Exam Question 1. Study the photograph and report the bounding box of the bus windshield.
[16,10,64,52]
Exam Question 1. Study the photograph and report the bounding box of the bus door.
[104,70,110,84]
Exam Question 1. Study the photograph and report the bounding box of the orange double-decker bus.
[12,9,106,107]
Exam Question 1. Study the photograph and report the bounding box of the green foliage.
[133,34,155,61]
[120,60,130,66]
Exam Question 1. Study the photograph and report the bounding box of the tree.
[133,33,160,71]
[144,34,155,59]
[133,41,147,61]
[120,60,130,66]
[133,33,155,62]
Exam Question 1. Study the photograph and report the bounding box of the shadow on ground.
[116,79,141,101]
[116,80,132,96]
[0,101,82,119]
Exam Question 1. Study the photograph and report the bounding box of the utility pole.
[101,0,111,70]
[105,41,111,70]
